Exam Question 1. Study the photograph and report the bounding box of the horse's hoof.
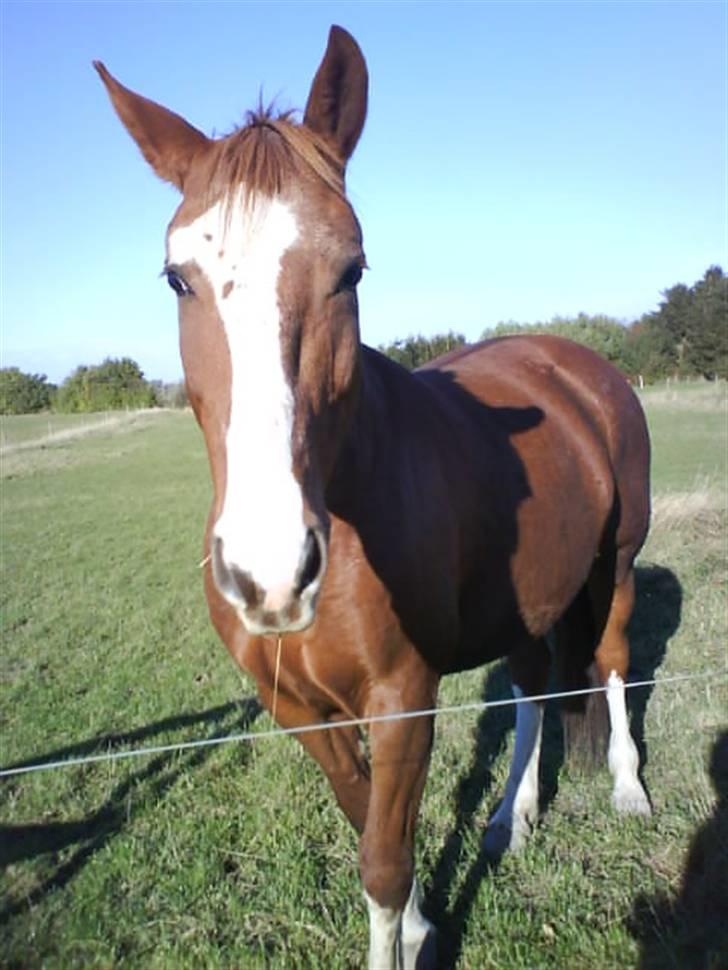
[402,925,438,970]
[484,801,536,857]
[612,782,652,816]
[482,820,516,858]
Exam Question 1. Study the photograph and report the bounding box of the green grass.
[1,385,726,969]
[637,381,728,494]
[0,410,149,448]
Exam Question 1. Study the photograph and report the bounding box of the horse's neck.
[327,346,437,522]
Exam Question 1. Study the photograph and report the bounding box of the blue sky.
[1,0,725,384]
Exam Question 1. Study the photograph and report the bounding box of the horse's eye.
[337,262,363,293]
[166,269,193,297]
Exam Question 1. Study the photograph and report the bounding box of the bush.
[55,358,158,413]
[378,331,467,370]
[0,368,55,414]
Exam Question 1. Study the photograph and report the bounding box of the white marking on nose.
[168,193,304,595]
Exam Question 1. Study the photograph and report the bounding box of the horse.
[95,25,652,969]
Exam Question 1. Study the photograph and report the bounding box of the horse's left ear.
[93,61,210,191]
[303,26,368,165]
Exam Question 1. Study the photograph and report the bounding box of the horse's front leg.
[360,681,439,970]
[258,685,372,833]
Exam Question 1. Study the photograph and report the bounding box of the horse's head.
[96,27,368,634]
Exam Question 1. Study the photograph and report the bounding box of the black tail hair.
[554,587,609,770]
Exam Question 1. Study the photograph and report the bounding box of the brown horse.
[96,26,651,969]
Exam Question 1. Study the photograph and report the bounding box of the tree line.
[2,266,724,414]
[0,357,187,416]
[379,265,727,381]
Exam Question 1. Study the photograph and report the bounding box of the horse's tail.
[553,587,609,769]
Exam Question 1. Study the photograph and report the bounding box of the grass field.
[0,410,156,449]
[1,383,726,969]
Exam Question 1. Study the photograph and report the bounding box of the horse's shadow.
[422,661,515,965]
[425,562,682,969]
[628,730,728,969]
[628,565,684,778]
[0,697,261,925]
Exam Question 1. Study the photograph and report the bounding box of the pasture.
[0,409,150,448]
[1,381,726,969]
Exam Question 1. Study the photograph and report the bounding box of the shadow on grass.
[0,699,261,778]
[424,660,566,970]
[423,661,511,967]
[629,730,728,970]
[426,562,682,969]
[0,696,261,923]
[627,565,683,792]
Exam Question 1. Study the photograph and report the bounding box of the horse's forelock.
[204,111,345,217]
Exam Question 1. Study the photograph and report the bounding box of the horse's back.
[421,334,650,559]
[423,333,644,442]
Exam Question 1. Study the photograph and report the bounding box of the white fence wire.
[2,669,726,780]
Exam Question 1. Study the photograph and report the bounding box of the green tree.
[683,266,727,380]
[377,266,725,385]
[55,358,158,413]
[378,331,467,370]
[632,266,727,381]
[623,318,675,381]
[485,314,630,369]
[635,284,690,376]
[0,368,55,414]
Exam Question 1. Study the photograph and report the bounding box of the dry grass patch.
[0,410,163,456]
[0,410,175,479]
[651,478,725,531]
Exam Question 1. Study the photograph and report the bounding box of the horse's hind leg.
[593,570,651,816]
[484,637,550,856]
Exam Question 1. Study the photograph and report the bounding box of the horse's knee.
[359,841,413,910]
[360,846,414,970]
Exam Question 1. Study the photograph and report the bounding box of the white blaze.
[168,194,304,592]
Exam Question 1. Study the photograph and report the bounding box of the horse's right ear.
[303,26,368,165]
[93,62,210,191]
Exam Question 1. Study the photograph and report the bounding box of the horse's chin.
[235,601,318,637]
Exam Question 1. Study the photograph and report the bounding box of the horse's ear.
[303,26,368,165]
[93,62,210,191]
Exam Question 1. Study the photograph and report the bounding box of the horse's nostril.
[212,535,260,608]
[230,565,261,608]
[295,529,324,596]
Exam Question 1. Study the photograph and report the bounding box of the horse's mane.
[206,107,345,210]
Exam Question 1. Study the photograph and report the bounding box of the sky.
[1,0,725,384]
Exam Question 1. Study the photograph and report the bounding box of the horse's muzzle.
[210,527,327,634]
